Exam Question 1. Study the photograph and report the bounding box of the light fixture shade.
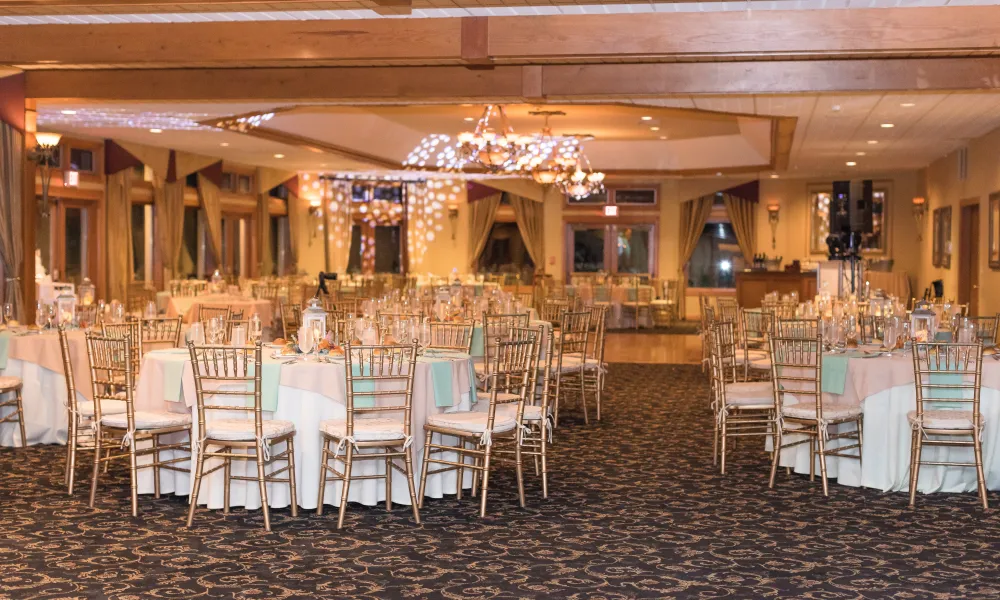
[35,132,62,147]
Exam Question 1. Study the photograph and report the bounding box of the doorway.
[958,202,980,315]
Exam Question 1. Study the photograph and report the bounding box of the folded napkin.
[821,352,864,395]
[349,362,377,409]
[935,330,953,342]
[0,331,11,370]
[246,361,282,412]
[926,357,967,400]
[419,356,457,408]
[470,326,485,358]
[160,354,188,403]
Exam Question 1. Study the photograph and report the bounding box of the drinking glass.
[35,302,46,329]
[189,322,205,345]
[299,326,315,355]
[145,301,157,319]
[310,321,324,353]
[3,303,12,325]
[249,314,263,345]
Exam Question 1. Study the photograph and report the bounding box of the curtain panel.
[196,173,224,268]
[722,193,757,264]
[509,194,544,267]
[286,192,303,273]
[468,193,502,268]
[105,169,134,302]
[677,196,714,317]
[0,123,24,319]
[154,179,186,281]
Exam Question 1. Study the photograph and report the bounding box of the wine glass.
[3,303,12,325]
[299,325,315,355]
[249,314,263,345]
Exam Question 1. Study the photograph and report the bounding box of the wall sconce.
[448,204,459,240]
[912,196,927,241]
[766,202,780,250]
[28,131,62,219]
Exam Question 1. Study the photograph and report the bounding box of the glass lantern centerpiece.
[55,288,77,327]
[302,296,327,339]
[211,269,224,293]
[910,300,938,343]
[79,277,96,306]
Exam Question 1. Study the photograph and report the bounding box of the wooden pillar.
[0,73,34,319]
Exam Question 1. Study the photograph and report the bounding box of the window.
[566,189,608,205]
[221,172,234,191]
[185,173,198,188]
[64,207,87,283]
[69,148,94,172]
[809,186,888,255]
[571,227,606,272]
[179,207,200,279]
[131,204,146,281]
[374,225,402,274]
[568,223,656,277]
[616,225,652,273]
[237,175,252,194]
[478,222,535,274]
[347,224,362,274]
[687,222,740,289]
[613,188,657,205]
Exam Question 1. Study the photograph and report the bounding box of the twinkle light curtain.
[0,123,24,318]
[328,180,354,273]
[509,194,544,267]
[105,168,134,302]
[678,196,714,317]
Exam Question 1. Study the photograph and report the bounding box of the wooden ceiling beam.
[5,8,1000,67]
[25,58,1000,102]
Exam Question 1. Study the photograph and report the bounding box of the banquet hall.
[4,2,1000,598]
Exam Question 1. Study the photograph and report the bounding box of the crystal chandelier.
[457,105,528,172]
[557,145,606,200]
[514,112,579,186]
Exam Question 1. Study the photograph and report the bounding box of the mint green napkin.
[470,326,485,358]
[821,352,864,395]
[420,357,456,408]
[349,362,376,409]
[468,360,478,405]
[246,361,282,412]
[926,356,966,400]
[935,330,953,342]
[160,354,187,402]
[0,331,11,370]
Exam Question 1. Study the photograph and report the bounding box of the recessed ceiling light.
[856,151,866,156]
[770,174,779,179]
[880,123,894,128]
[716,172,722,176]
[658,136,667,140]
[650,126,660,131]
[60,110,77,115]
[867,140,879,145]
[640,116,653,121]
[273,153,285,159]
[900,102,916,108]
[149,128,162,133]
[831,105,842,112]
[463,117,475,122]
[220,142,229,147]
[846,161,857,166]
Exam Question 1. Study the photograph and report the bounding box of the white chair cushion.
[204,418,295,441]
[476,391,520,403]
[908,410,979,430]
[782,402,861,421]
[426,411,517,434]
[102,411,191,430]
[725,382,773,407]
[320,418,406,442]
[559,355,600,371]
[0,375,22,390]
[77,400,128,417]
[499,404,546,421]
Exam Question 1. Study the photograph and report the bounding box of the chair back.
[326,316,353,345]
[278,300,301,337]
[912,342,984,425]
[710,320,740,385]
[482,312,531,369]
[556,310,590,365]
[141,317,183,352]
[57,325,80,415]
[769,335,822,419]
[776,318,820,339]
[199,305,232,323]
[76,304,101,328]
[427,321,475,353]
[86,333,135,425]
[102,318,142,384]
[741,308,773,350]
[484,336,538,431]
[187,342,264,438]
[344,342,419,439]
[716,298,739,326]
[584,304,608,363]
[540,299,570,325]
[967,316,999,346]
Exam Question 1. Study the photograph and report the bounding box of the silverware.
[281,359,298,365]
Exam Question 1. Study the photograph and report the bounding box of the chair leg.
[255,444,272,532]
[66,416,77,495]
[127,437,139,517]
[223,446,232,514]
[456,440,465,501]
[720,414,728,475]
[817,430,829,497]
[579,369,589,425]
[540,425,549,500]
[336,445,354,529]
[768,427,782,489]
[478,444,493,518]
[316,438,330,516]
[404,446,421,524]
[553,374,561,428]
[187,443,207,527]
[88,428,102,508]
[974,427,988,509]
[514,437,525,509]
[385,449,393,511]
[152,434,161,499]
[417,430,433,509]
[286,438,298,518]
[908,431,922,508]
[16,389,26,448]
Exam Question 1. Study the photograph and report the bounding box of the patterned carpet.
[4,364,1000,598]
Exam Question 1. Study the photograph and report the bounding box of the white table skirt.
[773,385,1000,494]
[0,358,85,447]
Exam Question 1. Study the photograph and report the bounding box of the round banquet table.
[133,348,479,510]
[165,294,275,328]
[565,284,654,329]
[771,350,1000,495]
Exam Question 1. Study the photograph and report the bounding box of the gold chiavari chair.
[0,370,25,450]
[768,334,863,496]
[965,316,999,346]
[716,297,740,324]
[377,312,422,327]
[59,326,127,495]
[76,304,101,328]
[776,318,821,339]
[514,290,535,311]
[198,305,232,324]
[127,287,157,315]
[427,321,475,354]
[419,335,536,517]
[140,317,183,353]
[186,342,298,532]
[102,318,142,388]
[326,316,354,345]
[552,310,592,426]
[230,308,245,321]
[86,333,192,516]
[477,312,531,386]
[909,341,987,508]
[650,279,680,327]
[699,295,714,373]
[621,283,654,329]
[740,309,774,381]
[278,300,301,339]
[709,321,775,474]
[859,315,886,345]
[317,341,421,528]
[252,281,279,300]
[560,304,608,420]
[539,298,570,326]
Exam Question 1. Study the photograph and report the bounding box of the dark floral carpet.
[4,364,1000,599]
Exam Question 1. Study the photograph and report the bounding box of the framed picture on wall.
[990,192,1000,269]
[932,207,952,269]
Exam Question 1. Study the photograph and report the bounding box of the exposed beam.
[371,0,411,16]
[460,16,491,67]
[5,8,1000,68]
[26,58,1000,102]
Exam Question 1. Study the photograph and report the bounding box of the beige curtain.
[0,124,24,318]
[722,193,757,264]
[174,151,218,181]
[678,196,714,317]
[155,179,187,280]
[116,140,170,180]
[286,192,303,272]
[468,193,502,268]
[255,168,295,276]
[105,169,134,302]
[509,194,544,267]
[196,174,223,266]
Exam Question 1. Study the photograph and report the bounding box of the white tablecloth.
[0,358,87,447]
[166,294,276,328]
[134,350,478,510]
